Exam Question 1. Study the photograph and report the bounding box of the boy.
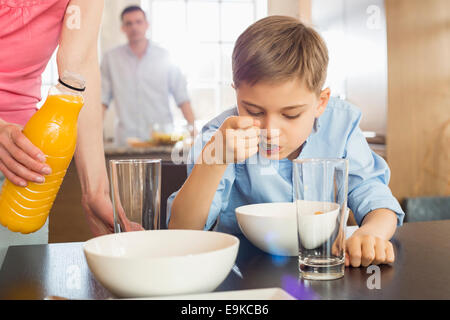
[167,16,404,268]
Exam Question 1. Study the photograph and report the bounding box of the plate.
[125,287,296,300]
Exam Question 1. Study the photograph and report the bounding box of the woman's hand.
[81,186,115,236]
[0,120,52,186]
[82,187,144,236]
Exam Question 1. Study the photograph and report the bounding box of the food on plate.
[151,131,184,145]
[127,137,157,148]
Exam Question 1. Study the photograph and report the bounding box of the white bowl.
[83,230,239,298]
[236,202,348,256]
[236,202,298,256]
[296,200,340,250]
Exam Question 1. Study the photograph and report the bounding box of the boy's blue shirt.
[166,97,405,233]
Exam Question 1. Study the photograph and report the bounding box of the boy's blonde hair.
[232,15,329,94]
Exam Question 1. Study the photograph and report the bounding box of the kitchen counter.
[104,143,189,163]
[104,141,386,162]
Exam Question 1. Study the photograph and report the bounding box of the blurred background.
[43,0,448,242]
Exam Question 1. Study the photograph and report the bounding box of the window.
[141,0,267,126]
[311,0,388,135]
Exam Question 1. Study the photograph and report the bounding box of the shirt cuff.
[350,198,405,227]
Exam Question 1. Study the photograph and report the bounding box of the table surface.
[1,220,450,300]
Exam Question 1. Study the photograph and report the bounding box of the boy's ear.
[231,83,236,90]
[315,87,331,117]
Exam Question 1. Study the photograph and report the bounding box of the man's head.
[232,16,331,160]
[121,5,148,44]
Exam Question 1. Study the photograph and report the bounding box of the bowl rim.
[235,201,343,221]
[235,202,294,217]
[292,158,348,164]
[83,229,240,261]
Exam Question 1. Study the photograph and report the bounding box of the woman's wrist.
[74,148,109,196]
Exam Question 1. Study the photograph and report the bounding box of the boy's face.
[235,78,330,160]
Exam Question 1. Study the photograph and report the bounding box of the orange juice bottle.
[0,72,85,234]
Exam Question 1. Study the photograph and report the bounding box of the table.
[1,220,450,300]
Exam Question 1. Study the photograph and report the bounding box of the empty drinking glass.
[109,159,162,233]
[293,158,349,280]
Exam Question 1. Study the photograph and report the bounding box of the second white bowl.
[236,202,348,256]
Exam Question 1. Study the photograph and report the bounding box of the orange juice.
[0,76,84,234]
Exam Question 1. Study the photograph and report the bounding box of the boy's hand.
[345,230,395,267]
[204,116,261,164]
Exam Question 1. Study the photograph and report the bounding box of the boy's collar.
[307,116,321,140]
[312,116,321,133]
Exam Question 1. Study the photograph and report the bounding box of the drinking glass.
[293,158,349,280]
[109,159,161,233]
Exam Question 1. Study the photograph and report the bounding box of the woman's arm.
[57,0,114,235]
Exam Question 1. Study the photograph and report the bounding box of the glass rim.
[292,158,348,164]
[109,159,162,165]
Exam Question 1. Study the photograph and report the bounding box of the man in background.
[101,5,195,146]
